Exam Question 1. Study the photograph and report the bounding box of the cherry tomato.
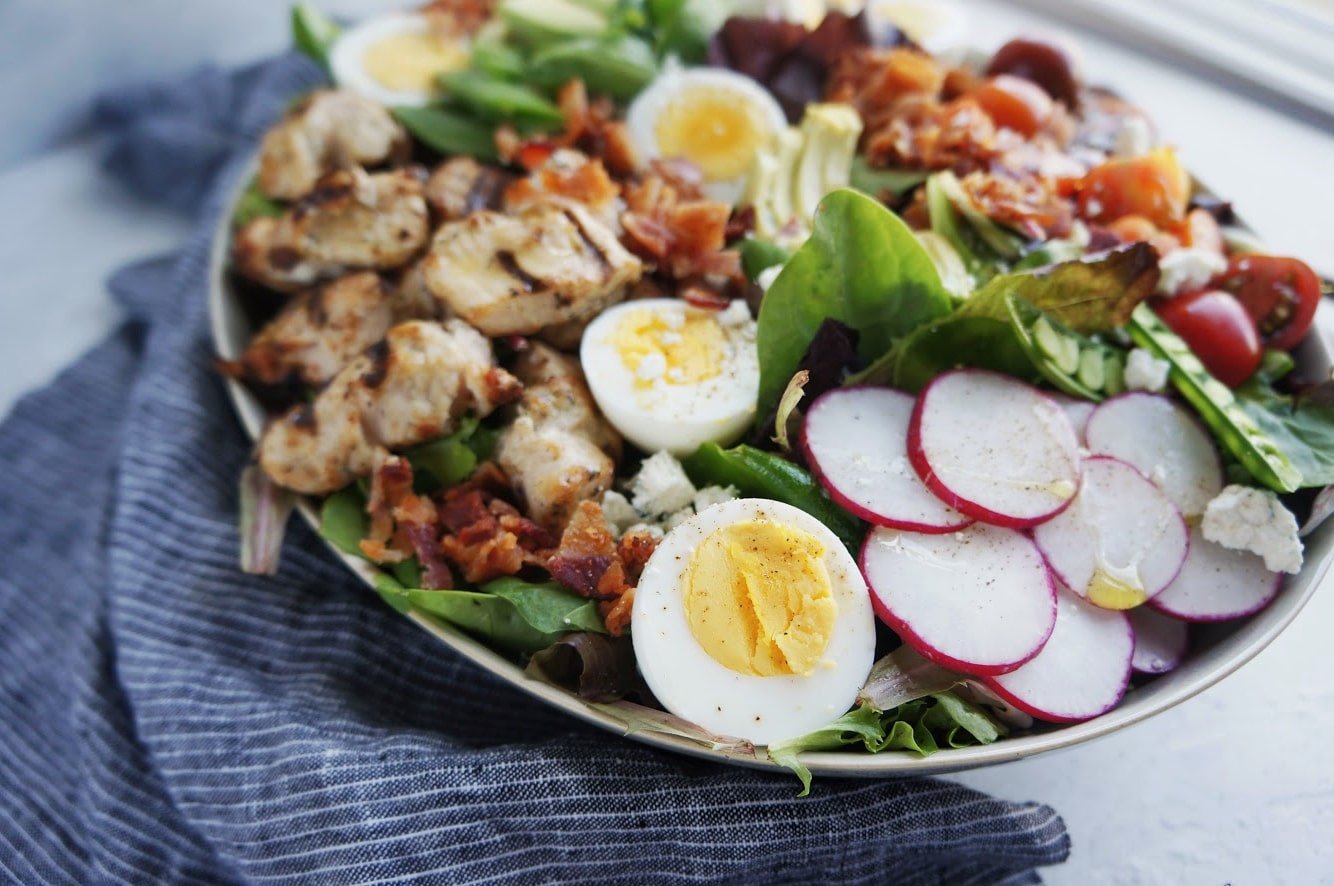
[971,74,1053,137]
[1077,147,1191,230]
[1211,254,1321,350]
[1155,289,1262,387]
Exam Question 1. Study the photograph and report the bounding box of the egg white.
[329,13,460,108]
[632,498,876,746]
[580,299,759,456]
[624,65,788,205]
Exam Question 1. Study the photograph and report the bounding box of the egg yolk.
[654,86,773,183]
[362,32,468,94]
[611,308,726,386]
[684,520,837,677]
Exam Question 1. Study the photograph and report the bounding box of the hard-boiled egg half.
[580,298,759,456]
[633,498,876,745]
[329,13,471,107]
[625,64,788,204]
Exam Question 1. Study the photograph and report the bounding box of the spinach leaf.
[404,416,487,492]
[756,188,953,419]
[319,486,370,558]
[767,694,1004,795]
[849,157,928,200]
[232,180,284,227]
[1236,378,1334,489]
[408,578,605,655]
[291,3,341,72]
[645,0,719,62]
[682,443,865,549]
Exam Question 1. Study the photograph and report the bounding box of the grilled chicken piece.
[233,167,431,292]
[258,90,408,201]
[220,271,396,388]
[420,199,642,338]
[424,156,513,221]
[496,344,620,530]
[259,319,521,494]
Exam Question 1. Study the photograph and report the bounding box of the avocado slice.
[500,0,607,49]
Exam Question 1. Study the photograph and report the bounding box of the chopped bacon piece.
[437,462,554,583]
[599,587,634,638]
[959,170,1073,240]
[622,171,742,286]
[548,503,658,636]
[358,455,453,589]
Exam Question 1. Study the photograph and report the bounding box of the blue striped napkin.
[0,54,1070,883]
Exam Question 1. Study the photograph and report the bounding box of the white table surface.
[1,1,1330,882]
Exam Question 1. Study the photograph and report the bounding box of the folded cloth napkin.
[0,54,1070,884]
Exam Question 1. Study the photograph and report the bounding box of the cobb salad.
[221,0,1333,791]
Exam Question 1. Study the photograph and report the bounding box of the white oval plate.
[210,164,1334,777]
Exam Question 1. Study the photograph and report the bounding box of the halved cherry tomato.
[1211,254,1321,350]
[1077,147,1191,230]
[970,74,1053,137]
[1155,289,1262,387]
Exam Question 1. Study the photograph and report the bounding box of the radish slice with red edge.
[1084,392,1224,518]
[860,524,1057,676]
[1033,455,1189,610]
[803,387,973,533]
[1047,392,1095,443]
[1128,606,1188,675]
[984,586,1133,723]
[1150,526,1282,622]
[908,370,1082,528]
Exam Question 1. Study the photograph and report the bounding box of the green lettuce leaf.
[755,188,953,420]
[1236,379,1334,488]
[883,247,1154,396]
[291,3,341,72]
[768,694,1005,795]
[232,179,284,228]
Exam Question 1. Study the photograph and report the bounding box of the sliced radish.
[1128,607,1188,675]
[1047,392,1095,443]
[983,586,1133,723]
[860,524,1056,676]
[1150,526,1282,622]
[1085,392,1224,518]
[1033,456,1189,610]
[803,387,973,533]
[908,370,1082,528]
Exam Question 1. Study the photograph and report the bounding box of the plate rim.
[208,156,1334,778]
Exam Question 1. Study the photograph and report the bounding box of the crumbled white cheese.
[1155,248,1227,296]
[1202,484,1303,574]
[1123,348,1171,393]
[627,450,697,516]
[663,508,695,532]
[717,299,754,328]
[625,522,665,540]
[756,266,783,292]
[600,490,641,536]
[693,485,739,514]
[1113,115,1153,159]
